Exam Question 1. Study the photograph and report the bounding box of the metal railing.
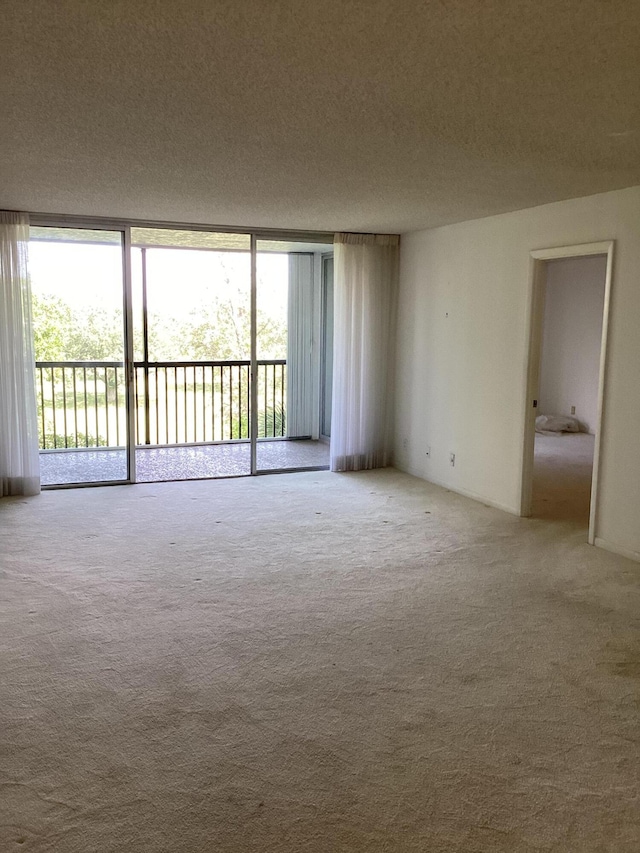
[35,360,287,450]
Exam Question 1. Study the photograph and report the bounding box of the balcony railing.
[35,360,287,450]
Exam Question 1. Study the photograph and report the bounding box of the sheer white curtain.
[0,211,40,496]
[330,232,399,472]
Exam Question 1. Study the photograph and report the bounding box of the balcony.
[36,360,329,485]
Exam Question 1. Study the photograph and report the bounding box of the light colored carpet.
[1,468,639,852]
[532,433,595,523]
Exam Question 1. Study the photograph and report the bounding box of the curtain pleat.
[330,233,399,472]
[0,211,41,496]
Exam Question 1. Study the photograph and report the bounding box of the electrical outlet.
[402,437,409,451]
[449,452,456,467]
[570,405,576,415]
[425,446,430,458]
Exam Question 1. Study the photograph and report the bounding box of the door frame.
[123,224,136,483]
[319,253,334,441]
[250,233,258,474]
[520,240,615,544]
[30,217,135,488]
[31,214,334,485]
[251,237,332,474]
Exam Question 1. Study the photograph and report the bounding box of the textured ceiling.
[2,1,640,234]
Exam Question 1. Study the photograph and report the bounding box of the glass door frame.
[31,214,333,486]
[251,234,333,476]
[320,252,334,441]
[30,216,136,488]
[249,233,258,475]
[123,225,136,483]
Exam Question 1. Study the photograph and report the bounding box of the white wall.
[538,255,606,433]
[394,185,640,561]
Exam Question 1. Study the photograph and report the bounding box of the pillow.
[535,414,580,434]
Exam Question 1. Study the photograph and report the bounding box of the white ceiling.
[2,1,640,234]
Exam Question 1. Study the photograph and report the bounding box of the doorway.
[521,242,613,542]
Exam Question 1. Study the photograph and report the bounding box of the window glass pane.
[255,238,332,472]
[131,228,251,481]
[135,245,251,363]
[29,226,128,485]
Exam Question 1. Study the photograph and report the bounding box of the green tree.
[32,268,288,364]
[32,293,124,362]
[66,307,124,361]
[31,293,73,360]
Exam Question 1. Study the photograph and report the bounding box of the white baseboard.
[395,462,639,562]
[394,462,519,517]
[426,476,520,516]
[594,537,640,564]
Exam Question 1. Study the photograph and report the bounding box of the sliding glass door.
[29,222,332,487]
[130,228,252,482]
[254,237,333,473]
[30,226,130,486]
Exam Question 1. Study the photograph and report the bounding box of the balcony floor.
[40,439,330,486]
